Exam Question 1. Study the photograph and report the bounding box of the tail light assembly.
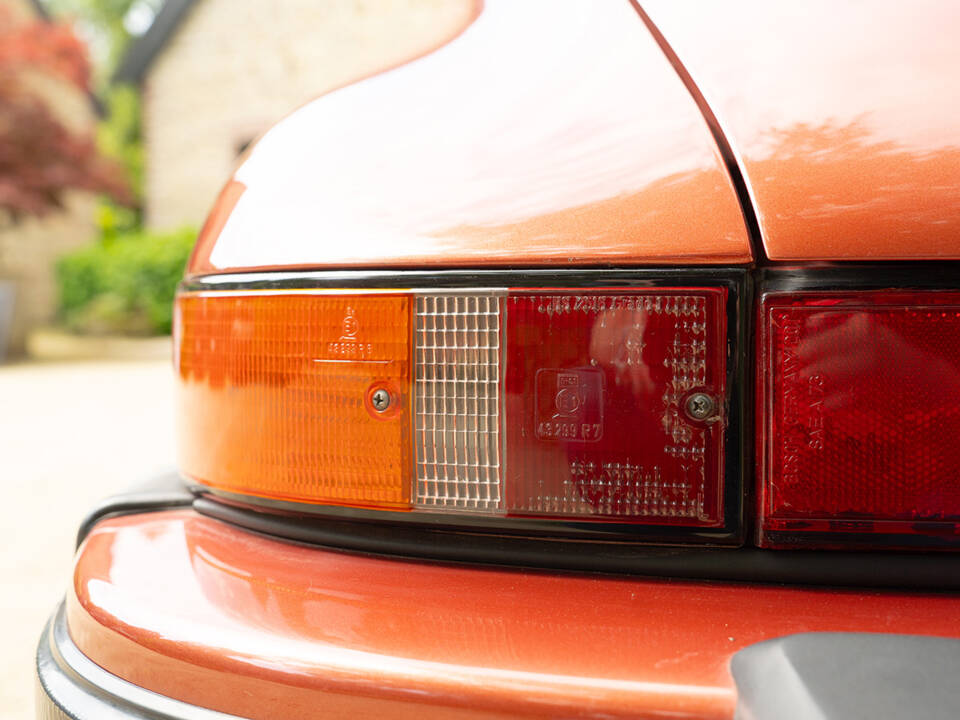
[175,269,960,562]
[175,272,744,545]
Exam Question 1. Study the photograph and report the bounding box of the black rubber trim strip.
[192,483,742,545]
[731,632,960,720]
[194,497,960,590]
[36,602,243,720]
[182,266,748,291]
[761,263,960,292]
[630,1,767,264]
[76,472,194,548]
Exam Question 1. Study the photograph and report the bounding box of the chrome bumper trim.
[36,602,245,720]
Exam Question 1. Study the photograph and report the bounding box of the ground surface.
[0,359,175,720]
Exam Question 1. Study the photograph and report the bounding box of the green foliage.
[94,86,143,235]
[95,196,139,240]
[44,0,149,225]
[56,227,195,336]
[42,1,189,337]
[98,85,143,198]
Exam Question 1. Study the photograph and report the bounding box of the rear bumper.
[36,603,240,720]
[60,509,960,720]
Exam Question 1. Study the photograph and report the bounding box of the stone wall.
[0,194,98,357]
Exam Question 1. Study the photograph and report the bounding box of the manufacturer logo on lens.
[341,306,359,340]
[535,368,604,442]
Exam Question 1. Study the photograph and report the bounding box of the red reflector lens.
[760,292,960,547]
[505,290,727,525]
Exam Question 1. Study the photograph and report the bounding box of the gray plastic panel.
[732,632,960,720]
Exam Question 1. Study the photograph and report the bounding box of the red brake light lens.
[505,290,727,525]
[759,291,960,548]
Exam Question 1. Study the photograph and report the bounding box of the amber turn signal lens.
[175,293,411,508]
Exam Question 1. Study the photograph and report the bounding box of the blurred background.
[0,0,460,716]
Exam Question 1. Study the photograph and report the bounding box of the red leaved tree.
[0,7,131,219]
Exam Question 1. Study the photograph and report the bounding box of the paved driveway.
[0,360,175,720]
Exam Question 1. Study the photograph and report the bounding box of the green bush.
[56,227,196,336]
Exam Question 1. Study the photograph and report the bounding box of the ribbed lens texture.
[414,294,503,511]
[176,293,411,507]
[761,292,960,544]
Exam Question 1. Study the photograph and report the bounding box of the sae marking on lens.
[535,368,604,442]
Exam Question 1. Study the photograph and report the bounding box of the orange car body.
[42,2,960,719]
[188,0,960,274]
[69,511,960,719]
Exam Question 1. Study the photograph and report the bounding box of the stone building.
[116,0,473,231]
[0,0,99,358]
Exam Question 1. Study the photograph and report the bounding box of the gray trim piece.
[732,632,960,720]
[113,0,198,84]
[76,472,194,548]
[36,603,246,720]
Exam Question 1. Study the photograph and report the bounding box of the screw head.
[685,392,716,421]
[371,388,391,412]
